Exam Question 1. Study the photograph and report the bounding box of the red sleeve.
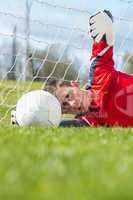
[87,40,115,93]
[80,40,116,126]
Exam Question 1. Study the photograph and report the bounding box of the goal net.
[0,0,133,123]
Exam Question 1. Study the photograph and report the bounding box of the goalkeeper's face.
[55,85,92,114]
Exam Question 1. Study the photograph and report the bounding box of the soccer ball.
[16,90,61,127]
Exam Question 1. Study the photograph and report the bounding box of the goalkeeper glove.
[89,10,115,46]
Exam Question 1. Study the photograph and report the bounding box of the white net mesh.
[0,0,133,123]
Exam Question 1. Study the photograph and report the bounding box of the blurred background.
[0,0,133,83]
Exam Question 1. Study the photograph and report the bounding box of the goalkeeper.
[11,10,133,127]
[44,10,133,127]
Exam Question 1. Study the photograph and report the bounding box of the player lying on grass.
[44,10,133,127]
[11,10,133,127]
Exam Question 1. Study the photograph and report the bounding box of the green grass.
[0,81,133,200]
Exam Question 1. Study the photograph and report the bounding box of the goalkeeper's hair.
[43,77,71,95]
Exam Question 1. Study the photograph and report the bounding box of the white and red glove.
[89,10,115,46]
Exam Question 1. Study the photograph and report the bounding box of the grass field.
[0,81,133,200]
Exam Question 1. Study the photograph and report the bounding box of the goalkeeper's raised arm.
[86,10,116,90]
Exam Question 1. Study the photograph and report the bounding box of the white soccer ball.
[16,90,61,127]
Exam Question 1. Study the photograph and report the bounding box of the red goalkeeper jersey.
[80,40,133,127]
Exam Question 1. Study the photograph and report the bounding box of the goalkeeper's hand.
[11,110,17,125]
[89,10,115,46]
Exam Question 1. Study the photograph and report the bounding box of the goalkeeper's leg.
[59,119,88,127]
